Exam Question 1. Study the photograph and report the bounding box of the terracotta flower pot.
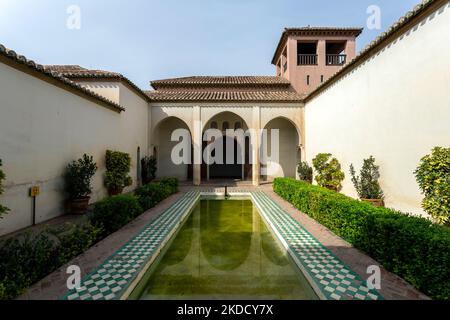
[69,197,90,215]
[108,187,123,196]
[362,198,385,207]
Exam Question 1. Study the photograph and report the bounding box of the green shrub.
[312,153,345,191]
[135,178,178,211]
[104,150,133,195]
[0,159,9,218]
[350,156,384,199]
[65,154,97,199]
[0,221,102,300]
[297,161,313,183]
[141,155,157,185]
[414,147,450,225]
[273,178,450,300]
[91,195,142,236]
[160,177,179,193]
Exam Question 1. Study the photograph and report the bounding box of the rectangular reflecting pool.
[129,199,318,300]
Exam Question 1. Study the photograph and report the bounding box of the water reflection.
[133,199,318,300]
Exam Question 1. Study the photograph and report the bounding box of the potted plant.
[297,161,313,183]
[312,153,345,191]
[65,154,97,214]
[104,150,133,196]
[350,156,384,207]
[141,155,157,185]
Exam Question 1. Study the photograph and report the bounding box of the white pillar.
[193,106,202,186]
[252,106,261,186]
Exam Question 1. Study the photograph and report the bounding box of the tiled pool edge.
[251,192,383,301]
[61,190,383,301]
[62,191,200,301]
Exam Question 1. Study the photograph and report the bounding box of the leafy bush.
[312,153,345,191]
[141,156,157,185]
[350,156,384,199]
[135,178,178,211]
[0,221,101,300]
[297,161,313,183]
[0,159,9,218]
[64,154,97,199]
[104,150,133,195]
[91,195,142,236]
[273,178,450,300]
[414,147,450,225]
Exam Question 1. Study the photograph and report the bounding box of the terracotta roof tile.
[145,90,305,103]
[44,65,150,102]
[151,76,291,89]
[0,46,125,112]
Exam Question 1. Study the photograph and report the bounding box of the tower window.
[321,75,324,83]
[306,75,310,86]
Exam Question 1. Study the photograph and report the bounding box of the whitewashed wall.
[305,2,450,216]
[0,66,149,236]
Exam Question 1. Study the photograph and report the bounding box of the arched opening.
[153,117,193,182]
[262,117,300,181]
[203,111,251,181]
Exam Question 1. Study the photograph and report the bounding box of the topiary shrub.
[0,159,9,218]
[273,178,450,300]
[312,153,345,191]
[414,147,450,225]
[160,177,179,193]
[65,154,97,200]
[91,194,142,236]
[141,155,157,185]
[104,150,133,195]
[350,156,384,200]
[297,161,313,183]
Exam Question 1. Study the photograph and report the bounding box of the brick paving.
[19,183,429,300]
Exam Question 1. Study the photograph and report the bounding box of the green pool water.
[130,199,318,300]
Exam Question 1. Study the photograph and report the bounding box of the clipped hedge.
[0,177,179,300]
[273,178,450,300]
[0,222,101,300]
[91,194,143,237]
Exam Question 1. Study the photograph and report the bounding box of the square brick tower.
[272,27,363,95]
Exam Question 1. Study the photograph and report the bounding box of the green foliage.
[91,195,142,237]
[312,153,345,191]
[64,154,97,199]
[141,156,157,185]
[0,221,101,300]
[135,178,178,211]
[414,147,450,225]
[350,156,384,200]
[0,159,9,218]
[104,150,133,194]
[297,161,313,183]
[273,178,450,300]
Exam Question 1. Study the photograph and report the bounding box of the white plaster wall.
[0,65,149,235]
[305,2,450,216]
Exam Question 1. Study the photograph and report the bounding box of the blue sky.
[0,0,421,88]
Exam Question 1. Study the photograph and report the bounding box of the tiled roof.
[272,26,363,64]
[151,76,291,89]
[0,46,125,112]
[146,90,305,103]
[45,65,151,102]
[305,0,442,102]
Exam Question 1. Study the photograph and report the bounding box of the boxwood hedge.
[273,178,450,300]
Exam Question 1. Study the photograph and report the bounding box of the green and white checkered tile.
[63,191,200,301]
[252,192,383,301]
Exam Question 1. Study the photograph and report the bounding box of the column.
[252,106,261,186]
[192,106,202,186]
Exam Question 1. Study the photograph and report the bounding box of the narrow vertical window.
[306,75,310,85]
[321,75,324,83]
